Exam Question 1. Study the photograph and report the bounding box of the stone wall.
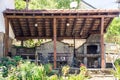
[36,41,74,65]
[0,32,4,57]
[86,34,100,43]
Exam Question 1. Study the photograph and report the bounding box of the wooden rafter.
[57,19,61,37]
[79,18,86,36]
[72,18,77,36]
[87,19,95,37]
[26,18,31,36]
[42,19,46,37]
[17,19,24,36]
[49,18,53,37]
[10,20,17,37]
[105,18,113,32]
[64,18,69,36]
[60,19,65,36]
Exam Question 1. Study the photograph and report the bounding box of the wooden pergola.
[3,9,119,68]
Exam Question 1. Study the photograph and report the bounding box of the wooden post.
[53,18,57,69]
[4,17,9,56]
[73,35,75,57]
[100,17,105,68]
[21,40,24,46]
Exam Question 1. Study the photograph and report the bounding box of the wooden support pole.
[73,35,76,57]
[100,17,105,68]
[53,18,57,69]
[4,17,9,56]
[21,40,24,46]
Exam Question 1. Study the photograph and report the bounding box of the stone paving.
[88,75,116,80]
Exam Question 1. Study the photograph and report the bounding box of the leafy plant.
[49,74,58,80]
[114,58,120,66]
[112,58,120,80]
[0,57,89,80]
[112,64,120,80]
[105,17,120,44]
[0,56,22,77]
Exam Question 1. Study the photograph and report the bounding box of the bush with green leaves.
[114,58,120,66]
[112,58,120,80]
[0,57,89,80]
[0,56,22,77]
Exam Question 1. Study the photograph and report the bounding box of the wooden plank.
[53,18,57,69]
[42,19,46,36]
[104,18,113,32]
[79,18,86,36]
[4,17,9,56]
[9,19,17,37]
[57,19,61,37]
[100,17,105,68]
[6,15,118,19]
[16,36,87,40]
[72,18,77,35]
[64,18,69,36]
[86,19,95,37]
[18,19,24,36]
[26,19,31,36]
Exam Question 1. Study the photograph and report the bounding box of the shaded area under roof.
[3,9,119,40]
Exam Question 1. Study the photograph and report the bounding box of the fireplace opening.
[87,45,98,54]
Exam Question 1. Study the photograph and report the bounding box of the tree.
[15,0,26,9]
[15,0,81,9]
[105,17,120,44]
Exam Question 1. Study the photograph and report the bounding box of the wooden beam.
[26,19,31,36]
[100,17,105,68]
[9,20,17,37]
[42,19,46,36]
[17,19,24,36]
[16,36,87,40]
[97,19,101,30]
[53,18,57,69]
[60,19,65,36]
[4,17,9,56]
[79,18,86,36]
[57,19,61,37]
[105,18,113,32]
[72,18,77,35]
[65,18,69,36]
[49,18,53,37]
[6,15,118,19]
[86,19,95,37]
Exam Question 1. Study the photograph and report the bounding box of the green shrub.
[0,57,89,80]
[112,58,120,80]
[114,58,120,66]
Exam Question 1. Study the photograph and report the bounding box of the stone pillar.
[83,44,87,67]
[84,57,87,66]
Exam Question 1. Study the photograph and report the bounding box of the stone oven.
[76,34,101,68]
